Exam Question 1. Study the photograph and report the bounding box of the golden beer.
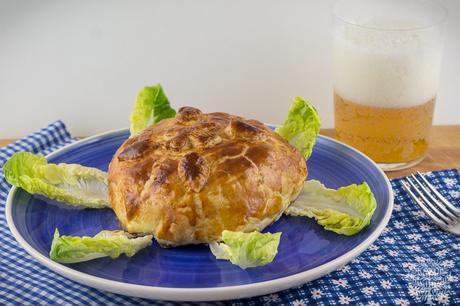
[334,94,435,163]
[333,0,446,170]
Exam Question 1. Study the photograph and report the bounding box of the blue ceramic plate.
[6,128,393,301]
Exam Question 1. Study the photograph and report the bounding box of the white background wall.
[1,0,459,138]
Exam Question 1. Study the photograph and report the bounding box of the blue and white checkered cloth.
[1,121,459,305]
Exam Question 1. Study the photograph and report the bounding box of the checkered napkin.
[0,122,459,306]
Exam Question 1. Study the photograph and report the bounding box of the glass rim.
[333,0,448,32]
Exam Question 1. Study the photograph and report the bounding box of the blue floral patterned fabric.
[0,122,459,306]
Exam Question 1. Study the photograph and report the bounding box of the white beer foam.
[333,19,443,108]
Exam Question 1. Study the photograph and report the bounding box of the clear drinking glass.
[333,0,447,171]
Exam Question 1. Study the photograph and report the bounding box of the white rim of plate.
[6,128,394,302]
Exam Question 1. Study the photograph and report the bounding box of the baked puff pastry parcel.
[108,106,307,246]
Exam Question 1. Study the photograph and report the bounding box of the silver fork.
[402,171,460,235]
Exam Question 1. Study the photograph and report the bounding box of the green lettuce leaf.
[3,152,109,208]
[50,229,153,263]
[130,84,176,135]
[209,230,281,269]
[275,96,321,159]
[285,180,377,235]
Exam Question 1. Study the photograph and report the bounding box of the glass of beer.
[333,0,447,171]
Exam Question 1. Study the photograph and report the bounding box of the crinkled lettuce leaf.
[209,230,281,269]
[50,229,153,263]
[130,84,176,135]
[275,97,321,159]
[285,180,377,235]
[3,152,109,208]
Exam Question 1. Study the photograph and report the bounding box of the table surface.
[1,125,458,179]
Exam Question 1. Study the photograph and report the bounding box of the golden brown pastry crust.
[108,107,307,246]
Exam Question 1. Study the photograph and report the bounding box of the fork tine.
[410,174,459,223]
[402,181,449,229]
[416,171,460,216]
[406,177,452,225]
